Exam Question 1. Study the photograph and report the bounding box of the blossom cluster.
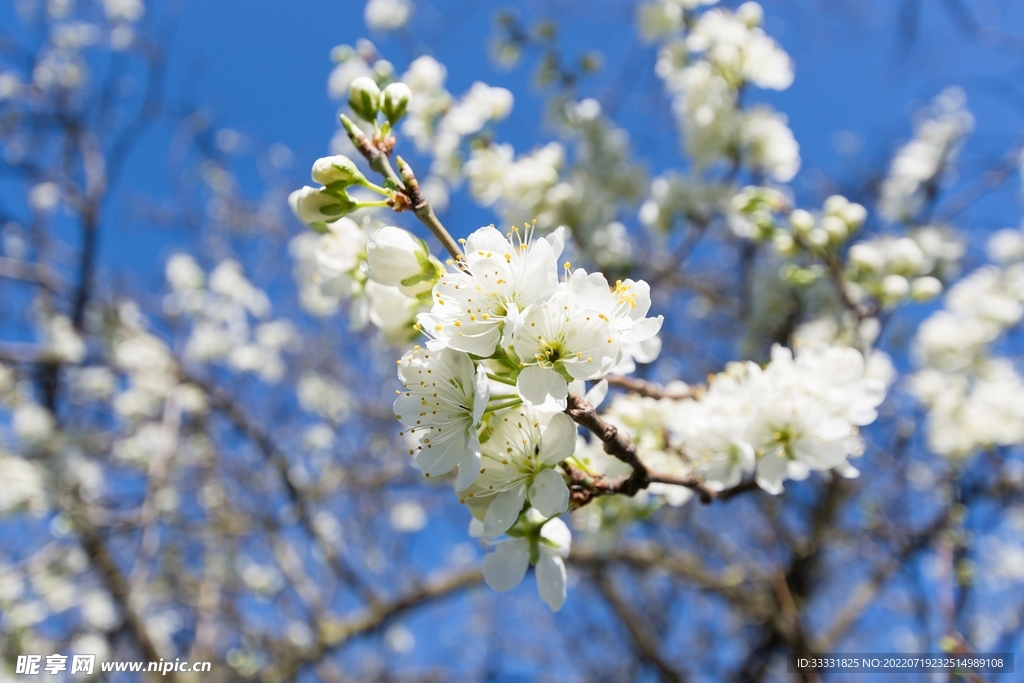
[287,152,446,344]
[878,87,974,223]
[581,342,891,497]
[649,1,800,181]
[911,225,1024,457]
[464,99,647,267]
[391,224,664,609]
[844,227,963,307]
[0,0,146,113]
[164,255,297,383]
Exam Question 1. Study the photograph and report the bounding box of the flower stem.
[355,200,390,209]
[483,399,523,415]
[340,114,464,262]
[486,372,518,387]
[360,180,391,196]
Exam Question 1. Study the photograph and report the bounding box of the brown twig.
[0,256,63,292]
[339,115,463,262]
[594,571,691,683]
[262,568,483,683]
[604,374,696,400]
[565,393,719,504]
[188,372,381,608]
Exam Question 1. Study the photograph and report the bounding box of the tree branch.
[188,372,381,608]
[565,393,718,504]
[339,114,463,261]
[594,571,691,683]
[604,374,696,400]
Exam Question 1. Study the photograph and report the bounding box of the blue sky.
[4,0,1021,280]
[135,0,1024,279]
[2,0,1022,278]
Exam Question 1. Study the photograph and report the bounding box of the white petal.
[517,366,568,412]
[415,434,467,477]
[567,379,586,399]
[834,461,861,479]
[632,335,662,364]
[539,516,572,557]
[453,446,482,491]
[621,315,664,343]
[464,226,511,256]
[795,437,849,470]
[468,518,484,538]
[649,482,693,506]
[482,539,529,592]
[472,363,490,425]
[755,450,787,495]
[546,226,566,260]
[584,379,608,408]
[482,483,527,537]
[535,551,567,611]
[444,326,502,358]
[529,469,569,517]
[537,413,577,464]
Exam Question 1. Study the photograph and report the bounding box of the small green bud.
[311,155,367,187]
[380,82,412,124]
[910,275,943,301]
[806,227,830,249]
[820,215,849,243]
[289,186,357,228]
[772,231,797,256]
[823,194,849,216]
[880,274,910,300]
[737,1,764,28]
[789,208,814,235]
[348,76,381,122]
[841,202,867,230]
[781,264,824,286]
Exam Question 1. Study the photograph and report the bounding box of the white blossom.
[0,455,49,513]
[481,515,571,611]
[739,107,800,182]
[364,0,412,32]
[463,408,576,536]
[419,225,563,357]
[879,88,974,222]
[13,404,56,445]
[664,343,887,493]
[365,225,435,291]
[394,347,490,490]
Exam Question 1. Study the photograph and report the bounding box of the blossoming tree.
[2,0,1024,680]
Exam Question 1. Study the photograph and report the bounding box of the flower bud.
[807,227,830,249]
[772,231,796,256]
[849,243,883,272]
[365,226,430,287]
[840,202,867,230]
[311,155,367,188]
[289,186,356,228]
[911,275,943,301]
[348,76,381,122]
[880,274,910,300]
[782,263,824,286]
[823,194,849,216]
[737,2,764,27]
[380,82,412,124]
[889,238,925,275]
[789,208,814,235]
[820,215,849,243]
